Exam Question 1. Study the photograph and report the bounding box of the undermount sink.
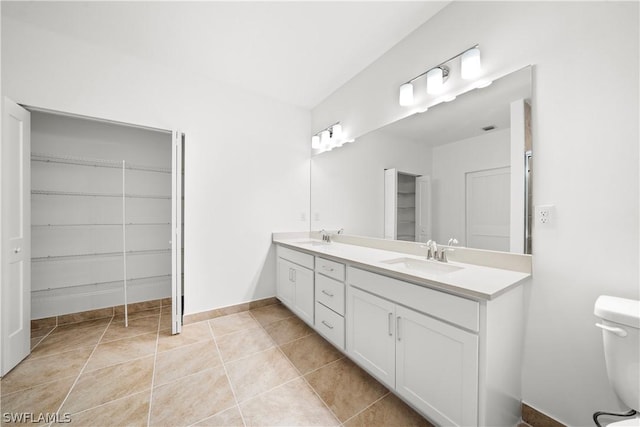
[381,257,463,275]
[296,240,330,247]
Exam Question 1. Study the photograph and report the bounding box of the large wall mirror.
[311,65,532,254]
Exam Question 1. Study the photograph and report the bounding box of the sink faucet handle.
[337,228,344,235]
[447,237,459,247]
[425,240,437,259]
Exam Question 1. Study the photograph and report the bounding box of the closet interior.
[30,110,178,321]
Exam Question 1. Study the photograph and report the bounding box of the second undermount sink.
[381,257,463,275]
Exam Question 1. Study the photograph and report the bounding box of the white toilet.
[594,295,640,426]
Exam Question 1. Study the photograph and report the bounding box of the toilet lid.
[594,296,640,328]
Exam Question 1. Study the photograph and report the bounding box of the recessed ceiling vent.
[482,125,496,132]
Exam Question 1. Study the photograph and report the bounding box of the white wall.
[431,129,510,246]
[312,2,639,426]
[1,15,311,316]
[311,130,429,237]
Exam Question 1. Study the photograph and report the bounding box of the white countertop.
[273,237,530,301]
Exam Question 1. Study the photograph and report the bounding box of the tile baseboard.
[183,297,279,325]
[30,297,170,329]
[522,403,566,427]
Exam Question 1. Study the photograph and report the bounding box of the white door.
[395,305,478,427]
[415,175,431,243]
[292,265,314,326]
[466,167,510,251]
[1,99,31,375]
[171,131,184,334]
[346,286,396,388]
[383,169,397,239]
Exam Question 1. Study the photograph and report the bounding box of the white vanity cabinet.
[346,266,520,427]
[276,246,314,326]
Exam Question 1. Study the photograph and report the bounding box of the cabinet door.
[292,264,314,326]
[395,305,479,427]
[277,258,295,308]
[346,286,396,388]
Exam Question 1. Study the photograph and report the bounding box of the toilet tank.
[594,296,640,411]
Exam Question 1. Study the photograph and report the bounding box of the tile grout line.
[340,390,391,426]
[248,310,343,426]
[53,315,115,417]
[145,311,163,427]
[206,319,248,427]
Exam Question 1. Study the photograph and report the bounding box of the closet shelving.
[32,150,172,324]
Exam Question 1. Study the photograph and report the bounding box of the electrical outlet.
[535,205,555,226]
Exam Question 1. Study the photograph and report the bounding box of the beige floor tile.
[114,307,161,322]
[149,367,235,427]
[31,326,54,339]
[57,390,151,427]
[30,337,44,350]
[85,333,157,372]
[225,347,299,402]
[305,358,388,422]
[61,356,154,415]
[343,393,433,427]
[280,333,343,375]
[30,325,106,359]
[100,316,159,343]
[154,340,222,386]
[1,346,93,396]
[263,316,313,345]
[249,304,294,327]
[52,317,112,333]
[209,312,260,337]
[0,376,76,426]
[215,327,275,362]
[194,406,243,427]
[240,377,339,426]
[157,322,212,353]
[158,311,172,330]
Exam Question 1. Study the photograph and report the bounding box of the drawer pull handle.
[397,316,402,341]
[388,313,393,336]
[321,320,334,329]
[322,266,335,272]
[321,289,334,297]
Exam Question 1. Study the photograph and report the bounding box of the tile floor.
[1,303,433,427]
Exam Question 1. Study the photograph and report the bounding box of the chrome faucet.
[423,240,437,260]
[437,237,459,262]
[320,229,330,243]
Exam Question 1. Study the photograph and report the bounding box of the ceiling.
[380,66,532,147]
[2,1,449,109]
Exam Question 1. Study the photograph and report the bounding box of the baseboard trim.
[183,297,279,324]
[522,403,567,427]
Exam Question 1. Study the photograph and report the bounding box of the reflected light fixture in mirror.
[461,47,481,79]
[312,122,350,153]
[426,67,447,94]
[399,83,414,106]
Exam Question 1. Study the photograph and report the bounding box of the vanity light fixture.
[442,94,457,102]
[460,47,482,79]
[398,44,483,106]
[312,122,347,152]
[475,79,493,89]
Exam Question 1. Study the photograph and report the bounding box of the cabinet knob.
[13,247,21,254]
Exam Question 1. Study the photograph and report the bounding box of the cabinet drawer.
[315,302,345,350]
[316,257,345,281]
[277,245,314,270]
[315,273,345,315]
[348,267,479,332]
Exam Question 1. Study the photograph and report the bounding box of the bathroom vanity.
[273,233,531,427]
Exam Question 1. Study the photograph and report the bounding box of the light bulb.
[461,47,481,80]
[332,124,342,141]
[311,135,321,149]
[426,67,445,95]
[320,130,331,148]
[399,83,414,106]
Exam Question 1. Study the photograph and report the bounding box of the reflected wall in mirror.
[311,66,532,254]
